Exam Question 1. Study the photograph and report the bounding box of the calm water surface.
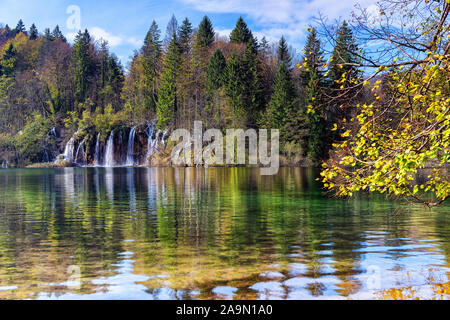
[0,167,449,300]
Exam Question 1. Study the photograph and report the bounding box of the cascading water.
[105,130,115,167]
[1,161,7,169]
[42,128,57,163]
[62,136,75,162]
[119,131,123,157]
[42,150,50,163]
[49,128,57,138]
[125,127,137,166]
[151,130,161,152]
[75,139,86,165]
[146,123,156,161]
[93,133,101,167]
[145,125,169,165]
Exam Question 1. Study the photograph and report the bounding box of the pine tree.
[206,49,226,91]
[196,16,214,47]
[52,25,67,42]
[178,18,193,54]
[14,19,25,35]
[277,36,292,69]
[205,48,227,125]
[176,18,194,128]
[284,106,310,150]
[104,53,124,110]
[187,17,214,123]
[266,62,296,131]
[241,39,263,127]
[224,52,245,123]
[71,30,93,106]
[0,43,17,77]
[144,21,162,48]
[29,23,38,40]
[230,17,253,44]
[157,32,181,129]
[108,54,124,92]
[329,21,359,86]
[265,61,309,151]
[260,37,269,52]
[99,41,124,110]
[99,41,109,90]
[306,70,326,162]
[300,28,325,87]
[141,21,162,112]
[328,21,361,121]
[44,28,53,41]
[299,28,327,162]
[0,24,12,39]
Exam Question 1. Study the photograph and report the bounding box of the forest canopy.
[0,14,338,166]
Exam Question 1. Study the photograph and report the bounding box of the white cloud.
[90,27,123,47]
[126,37,143,47]
[366,4,381,28]
[65,28,143,49]
[215,28,232,39]
[182,0,378,46]
[66,32,77,43]
[216,27,280,43]
[65,28,123,47]
[183,0,294,23]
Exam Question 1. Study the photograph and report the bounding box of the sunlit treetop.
[319,0,449,207]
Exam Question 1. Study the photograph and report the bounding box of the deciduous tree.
[321,0,450,207]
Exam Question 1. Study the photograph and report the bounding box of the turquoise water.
[0,167,449,299]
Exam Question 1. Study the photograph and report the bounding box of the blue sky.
[0,0,378,66]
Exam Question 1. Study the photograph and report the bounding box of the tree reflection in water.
[0,168,448,300]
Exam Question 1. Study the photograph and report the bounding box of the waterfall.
[1,161,7,169]
[146,123,156,161]
[105,130,115,167]
[152,130,162,152]
[93,133,101,167]
[42,150,50,163]
[125,127,137,166]
[49,128,57,138]
[75,139,86,165]
[119,131,123,156]
[62,136,75,162]
[144,123,168,165]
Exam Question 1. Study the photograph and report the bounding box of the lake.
[0,167,449,300]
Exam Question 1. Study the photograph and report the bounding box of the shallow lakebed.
[0,167,449,300]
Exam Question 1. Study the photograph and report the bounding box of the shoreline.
[21,163,316,169]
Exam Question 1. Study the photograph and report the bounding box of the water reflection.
[0,167,448,300]
[37,249,151,300]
